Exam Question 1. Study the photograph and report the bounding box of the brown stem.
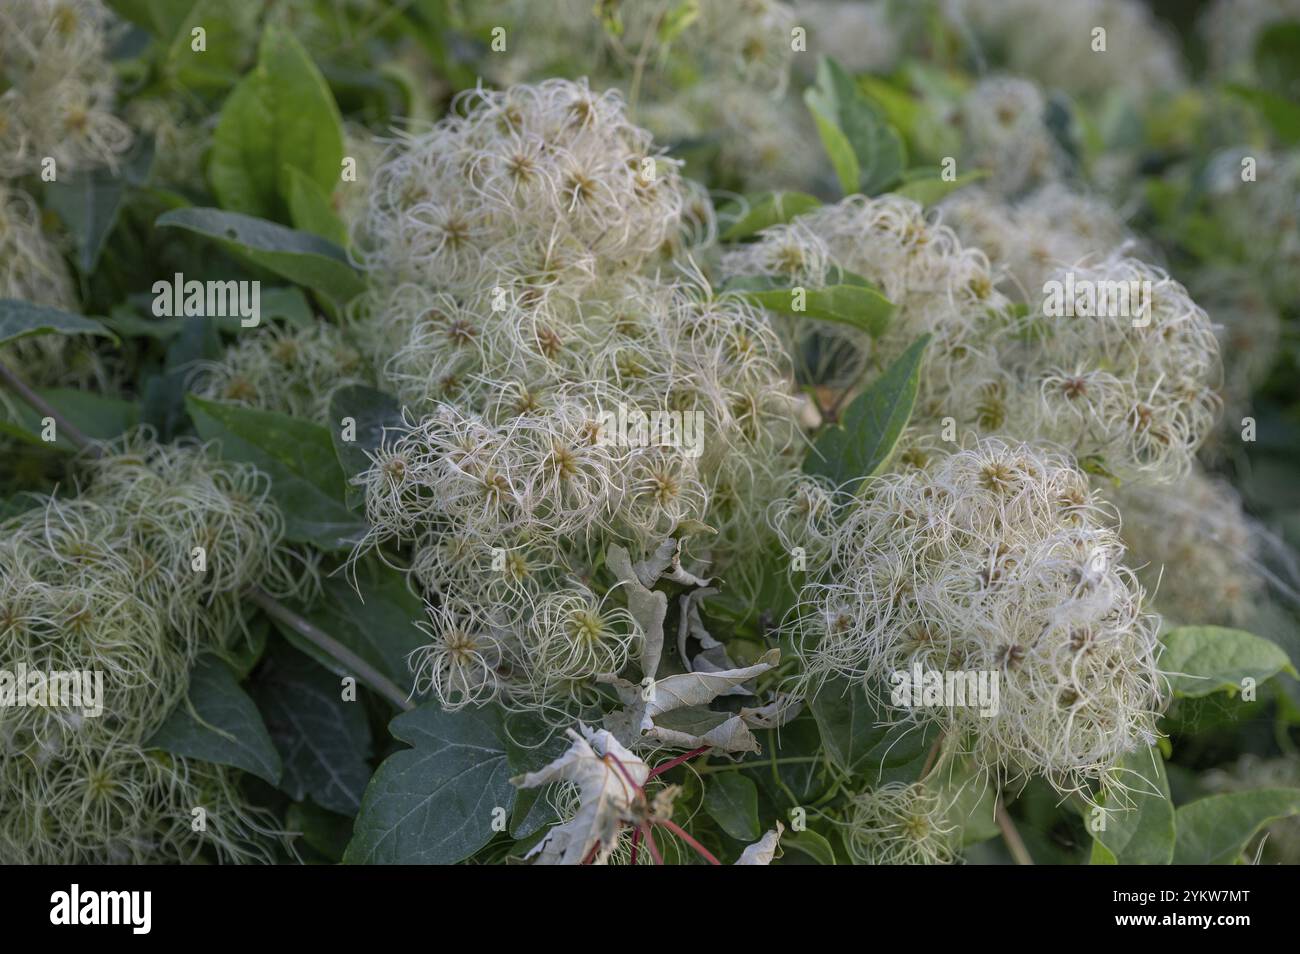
[920,730,945,779]
[248,586,413,711]
[0,360,100,456]
[995,798,1034,866]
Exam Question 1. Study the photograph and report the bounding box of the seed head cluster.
[0,0,133,176]
[779,439,1164,793]
[0,434,308,862]
[843,782,956,865]
[192,322,373,423]
[352,80,805,716]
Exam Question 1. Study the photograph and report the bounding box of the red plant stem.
[642,824,664,865]
[651,816,720,866]
[630,826,642,866]
[604,753,646,799]
[647,745,711,779]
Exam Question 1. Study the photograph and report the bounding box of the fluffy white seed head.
[0,0,133,176]
[957,77,1064,197]
[192,322,373,423]
[1012,254,1222,482]
[944,0,1186,102]
[843,782,956,865]
[1108,468,1263,627]
[786,439,1164,794]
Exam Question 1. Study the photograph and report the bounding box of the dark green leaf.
[328,385,405,508]
[805,57,905,196]
[270,565,427,691]
[703,773,762,841]
[286,165,348,246]
[186,395,366,549]
[1088,747,1175,865]
[0,300,114,347]
[252,645,373,816]
[156,207,364,308]
[147,655,282,785]
[804,333,930,488]
[894,168,987,206]
[1224,83,1300,145]
[0,388,138,452]
[286,800,354,863]
[1255,21,1300,101]
[738,279,894,338]
[344,705,515,864]
[45,140,153,273]
[1173,789,1300,864]
[721,191,822,241]
[780,829,836,864]
[1160,626,1295,698]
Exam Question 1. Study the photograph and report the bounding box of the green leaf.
[806,106,860,196]
[286,165,348,247]
[156,208,364,309]
[252,645,372,816]
[1160,626,1296,698]
[804,333,930,488]
[286,800,353,863]
[162,0,250,92]
[142,319,221,441]
[147,656,282,785]
[808,673,934,781]
[703,773,762,841]
[721,191,822,241]
[344,705,515,864]
[805,57,905,196]
[269,565,428,691]
[0,300,114,347]
[1173,789,1300,864]
[935,757,999,847]
[894,168,987,206]
[1088,747,1175,865]
[738,279,894,338]
[657,0,700,44]
[209,25,344,221]
[1255,21,1300,101]
[780,829,836,864]
[45,141,153,274]
[0,389,139,452]
[1223,83,1300,145]
[808,674,889,775]
[328,385,405,508]
[261,286,316,328]
[186,395,366,549]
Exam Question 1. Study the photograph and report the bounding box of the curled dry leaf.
[510,724,650,865]
[736,822,785,865]
[607,544,669,680]
[601,649,782,753]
